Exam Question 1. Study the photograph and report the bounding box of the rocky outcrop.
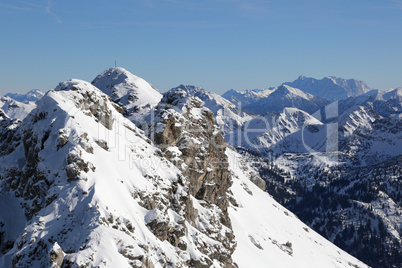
[146,88,236,266]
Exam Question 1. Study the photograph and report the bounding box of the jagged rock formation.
[144,87,237,266]
[166,85,254,161]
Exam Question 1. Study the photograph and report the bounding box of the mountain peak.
[92,67,162,120]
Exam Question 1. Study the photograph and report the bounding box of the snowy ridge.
[0,96,37,120]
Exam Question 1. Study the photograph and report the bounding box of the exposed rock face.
[0,109,21,157]
[49,242,65,267]
[145,88,236,266]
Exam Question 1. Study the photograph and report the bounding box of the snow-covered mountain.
[221,88,275,107]
[0,96,37,120]
[0,74,368,267]
[5,89,45,103]
[92,67,162,124]
[242,84,329,114]
[284,75,371,100]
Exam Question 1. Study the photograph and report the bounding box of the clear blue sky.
[1,0,401,95]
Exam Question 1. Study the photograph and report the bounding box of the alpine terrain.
[0,68,371,267]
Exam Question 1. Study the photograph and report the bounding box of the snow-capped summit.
[284,75,371,100]
[243,84,329,114]
[92,67,162,122]
[5,89,45,103]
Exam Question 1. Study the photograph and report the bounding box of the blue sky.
[1,0,401,95]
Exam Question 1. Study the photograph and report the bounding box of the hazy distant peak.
[285,75,371,100]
